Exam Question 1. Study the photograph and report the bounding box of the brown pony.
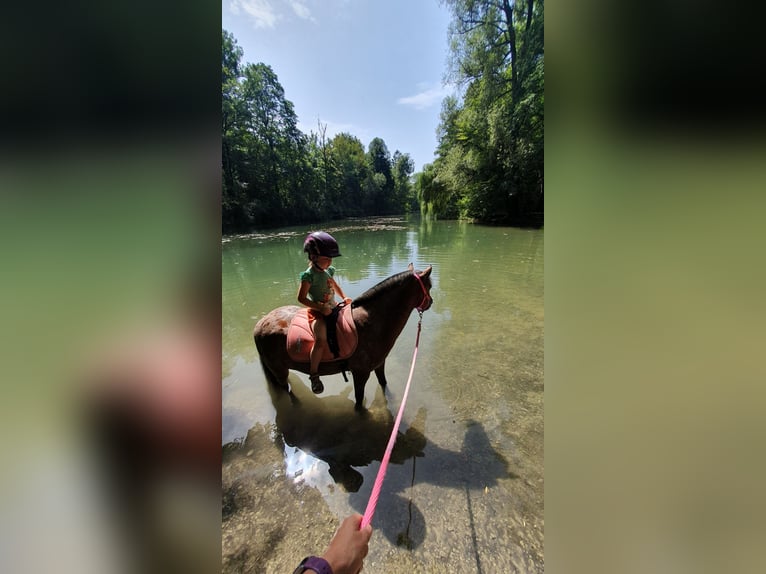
[254,264,433,409]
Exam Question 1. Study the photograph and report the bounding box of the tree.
[222,30,252,232]
[366,138,394,212]
[429,0,544,225]
[239,62,308,226]
[392,151,416,212]
[415,162,457,218]
[330,133,368,216]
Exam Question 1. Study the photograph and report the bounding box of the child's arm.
[329,277,352,304]
[298,281,331,314]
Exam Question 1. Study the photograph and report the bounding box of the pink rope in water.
[360,315,423,530]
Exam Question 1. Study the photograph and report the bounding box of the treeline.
[222,0,544,233]
[222,30,416,234]
[415,0,544,226]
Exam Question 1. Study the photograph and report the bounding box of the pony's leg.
[352,370,371,410]
[374,362,388,388]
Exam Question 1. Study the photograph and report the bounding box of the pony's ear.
[419,265,432,278]
[407,262,414,272]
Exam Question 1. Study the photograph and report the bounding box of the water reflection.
[227,375,519,549]
[264,375,426,494]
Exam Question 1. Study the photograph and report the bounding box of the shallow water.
[222,216,544,573]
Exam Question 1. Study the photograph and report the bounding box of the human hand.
[322,514,372,574]
[343,297,352,305]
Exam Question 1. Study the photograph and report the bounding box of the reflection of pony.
[249,377,516,550]
[254,264,433,409]
[265,379,428,493]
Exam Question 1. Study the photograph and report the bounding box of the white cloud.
[397,85,451,110]
[288,0,313,21]
[230,0,279,29]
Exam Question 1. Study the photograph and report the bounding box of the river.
[222,216,544,573]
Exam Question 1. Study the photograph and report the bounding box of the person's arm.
[298,281,331,315]
[328,277,352,305]
[321,514,372,574]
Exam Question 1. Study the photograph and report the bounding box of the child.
[297,231,351,394]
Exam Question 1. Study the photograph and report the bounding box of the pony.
[254,264,433,409]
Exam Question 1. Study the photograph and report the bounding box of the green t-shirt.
[300,266,336,304]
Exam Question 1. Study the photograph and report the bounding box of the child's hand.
[343,297,352,305]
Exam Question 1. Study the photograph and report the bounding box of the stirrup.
[309,374,324,394]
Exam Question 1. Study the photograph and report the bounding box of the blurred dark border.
[602,0,766,137]
[1,1,218,145]
[1,3,222,574]
[547,1,766,573]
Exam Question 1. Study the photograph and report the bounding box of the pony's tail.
[254,334,286,389]
[258,355,279,387]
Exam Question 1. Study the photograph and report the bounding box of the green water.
[222,216,544,573]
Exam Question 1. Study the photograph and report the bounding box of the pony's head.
[351,264,434,312]
[408,263,433,312]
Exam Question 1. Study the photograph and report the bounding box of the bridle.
[413,272,432,313]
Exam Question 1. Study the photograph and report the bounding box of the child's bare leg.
[309,317,327,393]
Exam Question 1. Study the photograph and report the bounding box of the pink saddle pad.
[287,305,357,363]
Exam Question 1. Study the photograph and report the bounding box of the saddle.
[287,303,358,363]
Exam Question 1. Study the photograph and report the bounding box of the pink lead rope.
[360,310,424,530]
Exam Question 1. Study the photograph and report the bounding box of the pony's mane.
[351,270,413,308]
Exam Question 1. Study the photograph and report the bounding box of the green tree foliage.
[392,151,416,212]
[424,0,544,226]
[222,30,248,231]
[365,138,394,213]
[329,133,369,216]
[221,29,417,234]
[415,162,458,218]
[240,62,308,226]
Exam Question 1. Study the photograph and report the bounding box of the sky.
[222,0,454,173]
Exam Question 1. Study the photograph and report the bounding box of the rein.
[360,307,425,530]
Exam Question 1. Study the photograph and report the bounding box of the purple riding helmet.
[303,231,342,258]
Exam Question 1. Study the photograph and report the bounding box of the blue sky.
[222,0,454,173]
